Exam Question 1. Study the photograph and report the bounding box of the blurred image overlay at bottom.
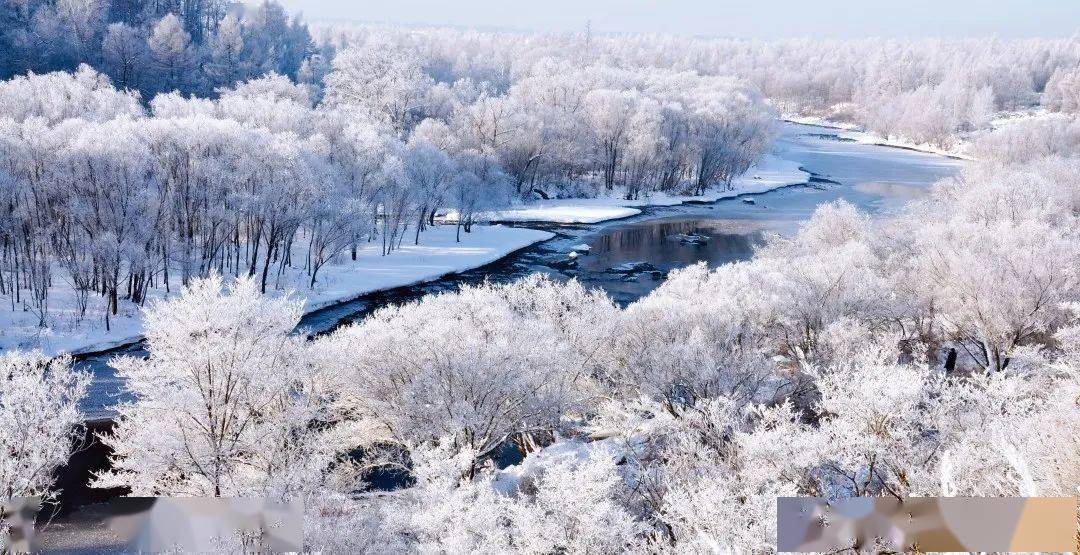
[778,496,1078,552]
[2,497,302,553]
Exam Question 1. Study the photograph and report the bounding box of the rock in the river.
[669,233,709,245]
[550,256,578,270]
[741,197,756,205]
[607,261,660,274]
[571,243,592,253]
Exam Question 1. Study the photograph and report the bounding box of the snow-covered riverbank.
[482,154,810,224]
[0,225,554,357]
[835,129,976,160]
[782,115,976,160]
[782,110,1058,162]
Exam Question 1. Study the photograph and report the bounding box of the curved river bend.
[74,122,964,419]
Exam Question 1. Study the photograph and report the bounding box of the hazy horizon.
[276,0,1080,39]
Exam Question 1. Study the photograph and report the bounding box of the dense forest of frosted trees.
[317,27,1080,148]
[9,147,1078,550]
[0,45,772,333]
[2,10,1080,552]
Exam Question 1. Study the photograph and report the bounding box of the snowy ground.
[0,224,553,357]
[481,154,810,224]
[988,108,1058,129]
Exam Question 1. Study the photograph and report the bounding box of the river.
[73,121,965,420]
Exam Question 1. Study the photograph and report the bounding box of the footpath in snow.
[0,225,553,357]
[483,154,811,224]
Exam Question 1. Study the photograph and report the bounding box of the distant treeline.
[0,0,331,98]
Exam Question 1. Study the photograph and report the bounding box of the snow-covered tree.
[582,89,639,191]
[147,14,193,94]
[1044,66,1080,115]
[101,22,145,90]
[315,277,615,471]
[324,40,434,135]
[206,13,243,86]
[0,65,143,123]
[0,351,89,504]
[911,162,1080,372]
[94,275,348,498]
[305,439,647,553]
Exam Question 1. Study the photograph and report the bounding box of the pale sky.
[277,0,1080,38]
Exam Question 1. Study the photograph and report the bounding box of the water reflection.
[574,218,766,303]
